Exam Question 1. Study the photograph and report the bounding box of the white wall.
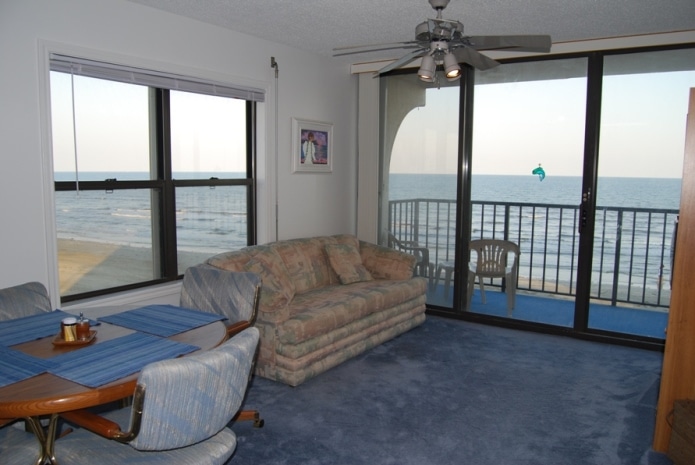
[0,0,357,306]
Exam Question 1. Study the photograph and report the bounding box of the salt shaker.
[61,317,77,341]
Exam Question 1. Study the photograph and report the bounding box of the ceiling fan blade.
[333,43,421,58]
[333,41,420,53]
[376,48,428,75]
[451,47,500,71]
[465,35,552,53]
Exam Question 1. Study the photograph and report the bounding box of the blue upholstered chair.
[180,265,264,427]
[180,265,262,332]
[0,281,54,459]
[0,421,42,465]
[54,328,260,465]
[0,281,51,321]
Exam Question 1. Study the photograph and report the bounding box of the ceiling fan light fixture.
[418,54,436,82]
[443,52,461,80]
[333,0,551,79]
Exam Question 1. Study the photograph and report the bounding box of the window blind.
[50,54,265,102]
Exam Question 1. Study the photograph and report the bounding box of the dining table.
[0,304,228,465]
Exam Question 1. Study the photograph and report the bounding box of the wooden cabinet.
[653,88,695,452]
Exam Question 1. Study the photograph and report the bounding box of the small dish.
[52,330,97,347]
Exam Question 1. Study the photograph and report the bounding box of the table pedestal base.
[25,414,60,465]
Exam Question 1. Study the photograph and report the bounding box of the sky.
[50,73,248,175]
[51,58,695,180]
[390,68,695,178]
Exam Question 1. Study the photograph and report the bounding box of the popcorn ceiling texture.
[125,0,695,65]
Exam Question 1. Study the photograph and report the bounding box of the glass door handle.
[579,208,589,234]
[578,189,591,234]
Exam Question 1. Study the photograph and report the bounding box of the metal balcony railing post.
[501,205,511,292]
[503,205,510,242]
[414,200,420,243]
[611,210,623,306]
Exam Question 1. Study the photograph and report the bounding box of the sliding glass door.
[586,48,695,338]
[380,75,460,307]
[379,44,695,345]
[469,59,587,325]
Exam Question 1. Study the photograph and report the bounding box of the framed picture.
[292,118,333,173]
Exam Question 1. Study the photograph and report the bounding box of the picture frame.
[292,118,333,173]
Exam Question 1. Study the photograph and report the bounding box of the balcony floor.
[426,284,668,340]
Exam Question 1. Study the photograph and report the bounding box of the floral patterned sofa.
[203,234,427,386]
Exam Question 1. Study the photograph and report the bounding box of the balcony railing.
[389,199,679,308]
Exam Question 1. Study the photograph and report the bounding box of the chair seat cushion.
[55,408,237,465]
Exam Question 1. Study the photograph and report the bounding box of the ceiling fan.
[333,0,551,82]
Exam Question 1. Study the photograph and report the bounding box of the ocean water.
[55,172,681,253]
[54,172,249,253]
[390,174,682,210]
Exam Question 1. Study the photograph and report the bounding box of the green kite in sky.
[532,165,546,181]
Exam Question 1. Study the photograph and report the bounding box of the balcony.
[389,199,678,340]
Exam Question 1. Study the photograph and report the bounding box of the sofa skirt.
[255,304,425,387]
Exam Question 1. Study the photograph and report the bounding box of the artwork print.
[292,118,333,173]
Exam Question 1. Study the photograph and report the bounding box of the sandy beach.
[58,238,215,296]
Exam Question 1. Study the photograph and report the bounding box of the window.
[50,56,262,301]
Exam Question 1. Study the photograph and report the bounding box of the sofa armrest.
[359,241,417,281]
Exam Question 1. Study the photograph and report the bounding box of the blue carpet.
[427,286,668,339]
[229,316,672,465]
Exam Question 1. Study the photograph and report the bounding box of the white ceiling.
[127,0,695,66]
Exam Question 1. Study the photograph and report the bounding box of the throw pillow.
[360,243,417,280]
[325,243,373,285]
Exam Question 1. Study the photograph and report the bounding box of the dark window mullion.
[154,88,178,278]
[574,53,603,331]
[174,178,249,188]
[246,100,257,245]
[54,180,162,191]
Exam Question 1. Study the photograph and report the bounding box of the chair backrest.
[0,282,51,322]
[388,232,429,263]
[387,232,413,252]
[387,232,399,248]
[130,327,259,451]
[470,240,519,278]
[180,265,261,325]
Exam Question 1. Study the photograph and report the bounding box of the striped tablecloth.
[48,332,199,388]
[99,305,224,337]
[0,346,57,388]
[0,310,74,347]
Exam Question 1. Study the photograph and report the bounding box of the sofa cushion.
[243,247,295,311]
[330,234,362,249]
[272,238,334,294]
[276,298,425,360]
[325,243,373,285]
[277,278,427,344]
